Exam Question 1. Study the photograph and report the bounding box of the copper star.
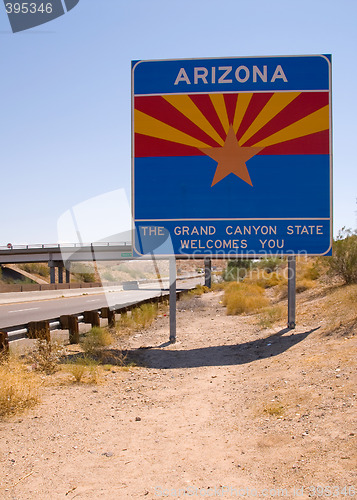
[199,126,264,187]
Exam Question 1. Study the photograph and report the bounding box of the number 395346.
[5,3,53,14]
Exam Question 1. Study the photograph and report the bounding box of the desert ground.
[0,281,356,499]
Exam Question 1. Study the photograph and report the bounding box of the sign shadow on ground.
[132,327,320,369]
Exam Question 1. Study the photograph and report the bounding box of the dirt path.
[0,292,356,499]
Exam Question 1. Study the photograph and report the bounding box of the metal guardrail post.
[83,311,100,328]
[0,331,9,353]
[101,308,116,328]
[28,321,51,341]
[60,315,79,344]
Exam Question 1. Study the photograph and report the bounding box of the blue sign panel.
[132,55,332,257]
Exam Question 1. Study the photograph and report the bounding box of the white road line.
[8,307,40,313]
[86,299,101,302]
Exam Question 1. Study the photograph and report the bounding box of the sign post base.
[169,258,177,343]
[287,256,296,329]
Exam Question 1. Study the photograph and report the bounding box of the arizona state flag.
[132,56,332,257]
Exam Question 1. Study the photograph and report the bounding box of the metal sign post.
[169,257,177,342]
[204,258,212,288]
[287,256,296,329]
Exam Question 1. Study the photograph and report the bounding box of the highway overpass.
[0,242,133,283]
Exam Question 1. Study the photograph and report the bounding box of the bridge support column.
[58,265,63,284]
[65,265,70,284]
[49,260,55,284]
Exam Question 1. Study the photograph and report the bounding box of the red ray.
[224,94,238,125]
[258,129,330,155]
[189,94,227,142]
[243,92,329,147]
[135,133,205,158]
[135,96,220,148]
[236,93,274,141]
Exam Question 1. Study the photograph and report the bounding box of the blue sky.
[0,0,356,245]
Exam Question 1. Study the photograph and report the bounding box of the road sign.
[121,252,133,258]
[132,55,332,257]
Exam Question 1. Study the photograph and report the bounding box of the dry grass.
[187,284,210,295]
[210,282,227,291]
[116,303,159,334]
[294,278,357,337]
[178,296,204,312]
[0,357,41,418]
[263,403,286,417]
[258,304,285,328]
[28,340,66,375]
[80,327,114,355]
[223,282,269,315]
[246,269,286,289]
[318,284,357,336]
[62,356,100,384]
[296,278,316,293]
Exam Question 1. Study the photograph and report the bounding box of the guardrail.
[0,275,203,352]
[0,282,107,293]
[0,290,190,352]
[0,273,201,294]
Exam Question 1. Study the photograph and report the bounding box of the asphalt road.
[0,278,202,330]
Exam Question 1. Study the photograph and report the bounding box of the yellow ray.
[134,109,212,148]
[233,93,253,135]
[209,94,230,133]
[239,92,301,145]
[251,105,329,148]
[164,95,224,146]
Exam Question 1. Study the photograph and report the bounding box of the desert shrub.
[188,284,209,295]
[257,257,283,273]
[296,278,315,293]
[328,228,357,284]
[29,340,66,374]
[21,263,50,278]
[223,282,268,315]
[131,303,158,329]
[258,305,285,328]
[302,261,320,280]
[80,327,113,355]
[246,269,285,289]
[71,263,96,283]
[0,358,41,417]
[263,403,285,417]
[102,271,116,282]
[117,303,159,334]
[222,259,254,281]
[210,282,227,291]
[117,264,143,279]
[74,272,96,283]
[64,356,99,383]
